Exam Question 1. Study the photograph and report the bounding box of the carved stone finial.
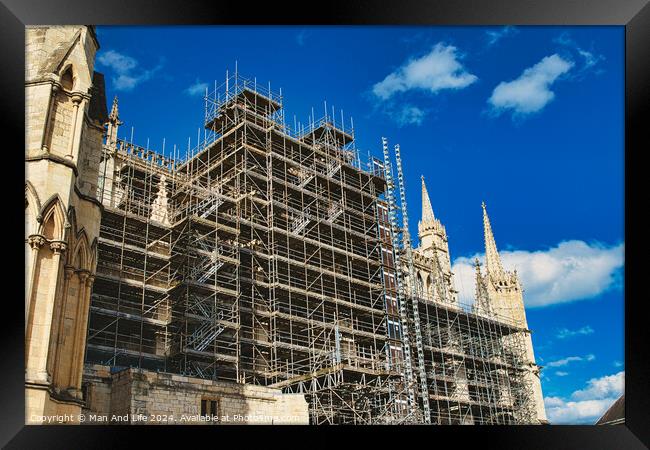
[109,96,119,121]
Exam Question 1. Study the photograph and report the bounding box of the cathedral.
[24,25,547,424]
[414,179,547,424]
[25,25,106,421]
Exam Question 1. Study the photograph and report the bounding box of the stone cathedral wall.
[82,365,309,425]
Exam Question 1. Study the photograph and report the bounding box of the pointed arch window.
[426,275,433,300]
[60,66,74,91]
[39,196,66,241]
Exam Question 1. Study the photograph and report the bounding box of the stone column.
[31,240,67,382]
[50,266,75,382]
[76,274,94,392]
[99,152,115,207]
[26,235,46,330]
[66,93,85,160]
[41,83,59,152]
[69,270,91,394]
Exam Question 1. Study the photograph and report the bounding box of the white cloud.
[185,79,209,97]
[112,75,141,91]
[452,259,478,306]
[556,325,595,339]
[485,26,518,47]
[571,371,624,401]
[546,354,595,368]
[555,371,569,377]
[452,240,624,308]
[544,371,624,424]
[372,43,477,101]
[544,396,565,408]
[488,54,574,116]
[296,29,310,46]
[554,32,605,73]
[553,33,576,47]
[395,105,426,126]
[547,357,581,368]
[97,49,163,91]
[98,50,137,74]
[578,49,605,70]
[546,398,619,424]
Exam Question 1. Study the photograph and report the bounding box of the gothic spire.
[109,96,120,122]
[474,257,483,298]
[106,96,122,148]
[482,202,505,278]
[421,175,435,224]
[474,257,491,315]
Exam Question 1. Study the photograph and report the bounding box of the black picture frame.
[2,0,647,448]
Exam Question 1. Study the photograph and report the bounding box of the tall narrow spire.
[421,176,435,224]
[109,96,120,122]
[106,96,122,149]
[482,202,505,278]
[474,257,491,315]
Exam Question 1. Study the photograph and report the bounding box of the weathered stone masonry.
[82,365,308,424]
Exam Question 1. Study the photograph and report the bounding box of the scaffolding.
[86,71,538,425]
[385,142,538,425]
[90,138,174,372]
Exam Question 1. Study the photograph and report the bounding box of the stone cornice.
[25,154,104,211]
[26,152,79,177]
[25,77,59,88]
[74,184,104,211]
[25,379,50,389]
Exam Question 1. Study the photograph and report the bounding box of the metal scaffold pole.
[381,136,418,420]
[394,143,431,423]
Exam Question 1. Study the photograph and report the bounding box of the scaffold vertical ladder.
[394,143,432,423]
[381,137,418,419]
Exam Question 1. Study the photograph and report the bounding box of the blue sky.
[95,25,625,424]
